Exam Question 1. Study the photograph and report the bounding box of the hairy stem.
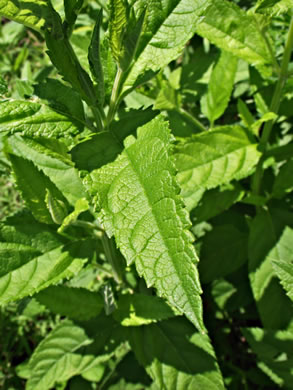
[252,15,293,197]
[176,108,207,133]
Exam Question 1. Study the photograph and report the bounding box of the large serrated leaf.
[174,125,261,210]
[129,317,225,390]
[7,135,86,205]
[0,0,51,32]
[26,320,104,390]
[35,286,103,320]
[85,116,204,332]
[0,100,80,139]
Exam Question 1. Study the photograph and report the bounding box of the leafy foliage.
[0,0,293,389]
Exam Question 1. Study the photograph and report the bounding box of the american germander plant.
[1,0,293,389]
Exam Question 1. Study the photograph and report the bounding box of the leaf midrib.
[123,137,198,315]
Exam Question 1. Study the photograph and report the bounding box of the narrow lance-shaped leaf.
[45,7,97,107]
[88,10,105,104]
[85,116,204,332]
[174,125,261,210]
[201,50,238,125]
[109,0,128,63]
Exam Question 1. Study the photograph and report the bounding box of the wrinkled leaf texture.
[85,116,204,332]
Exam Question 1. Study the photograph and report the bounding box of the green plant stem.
[106,67,123,128]
[176,108,207,132]
[89,105,105,131]
[252,15,293,197]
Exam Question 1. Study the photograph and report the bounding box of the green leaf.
[0,0,51,32]
[269,227,293,302]
[8,154,66,224]
[199,224,248,283]
[64,0,83,29]
[129,317,225,389]
[191,184,244,223]
[45,189,68,225]
[123,0,213,92]
[109,0,128,63]
[0,234,92,304]
[237,99,255,128]
[85,116,204,332]
[201,50,238,124]
[174,125,261,211]
[0,211,63,253]
[0,100,80,139]
[251,112,277,136]
[26,320,103,390]
[242,327,293,388]
[100,35,117,102]
[113,293,177,326]
[0,213,94,307]
[193,0,271,72]
[248,208,293,329]
[124,0,271,91]
[7,135,87,205]
[71,132,122,172]
[88,10,105,104]
[154,83,178,111]
[255,0,293,16]
[58,198,89,233]
[272,159,293,198]
[45,9,97,107]
[35,286,103,320]
[33,79,85,124]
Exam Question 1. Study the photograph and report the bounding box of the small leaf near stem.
[252,14,293,198]
[106,66,123,127]
[101,232,125,284]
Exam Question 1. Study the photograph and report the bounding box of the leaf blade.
[86,116,204,332]
[174,125,261,210]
